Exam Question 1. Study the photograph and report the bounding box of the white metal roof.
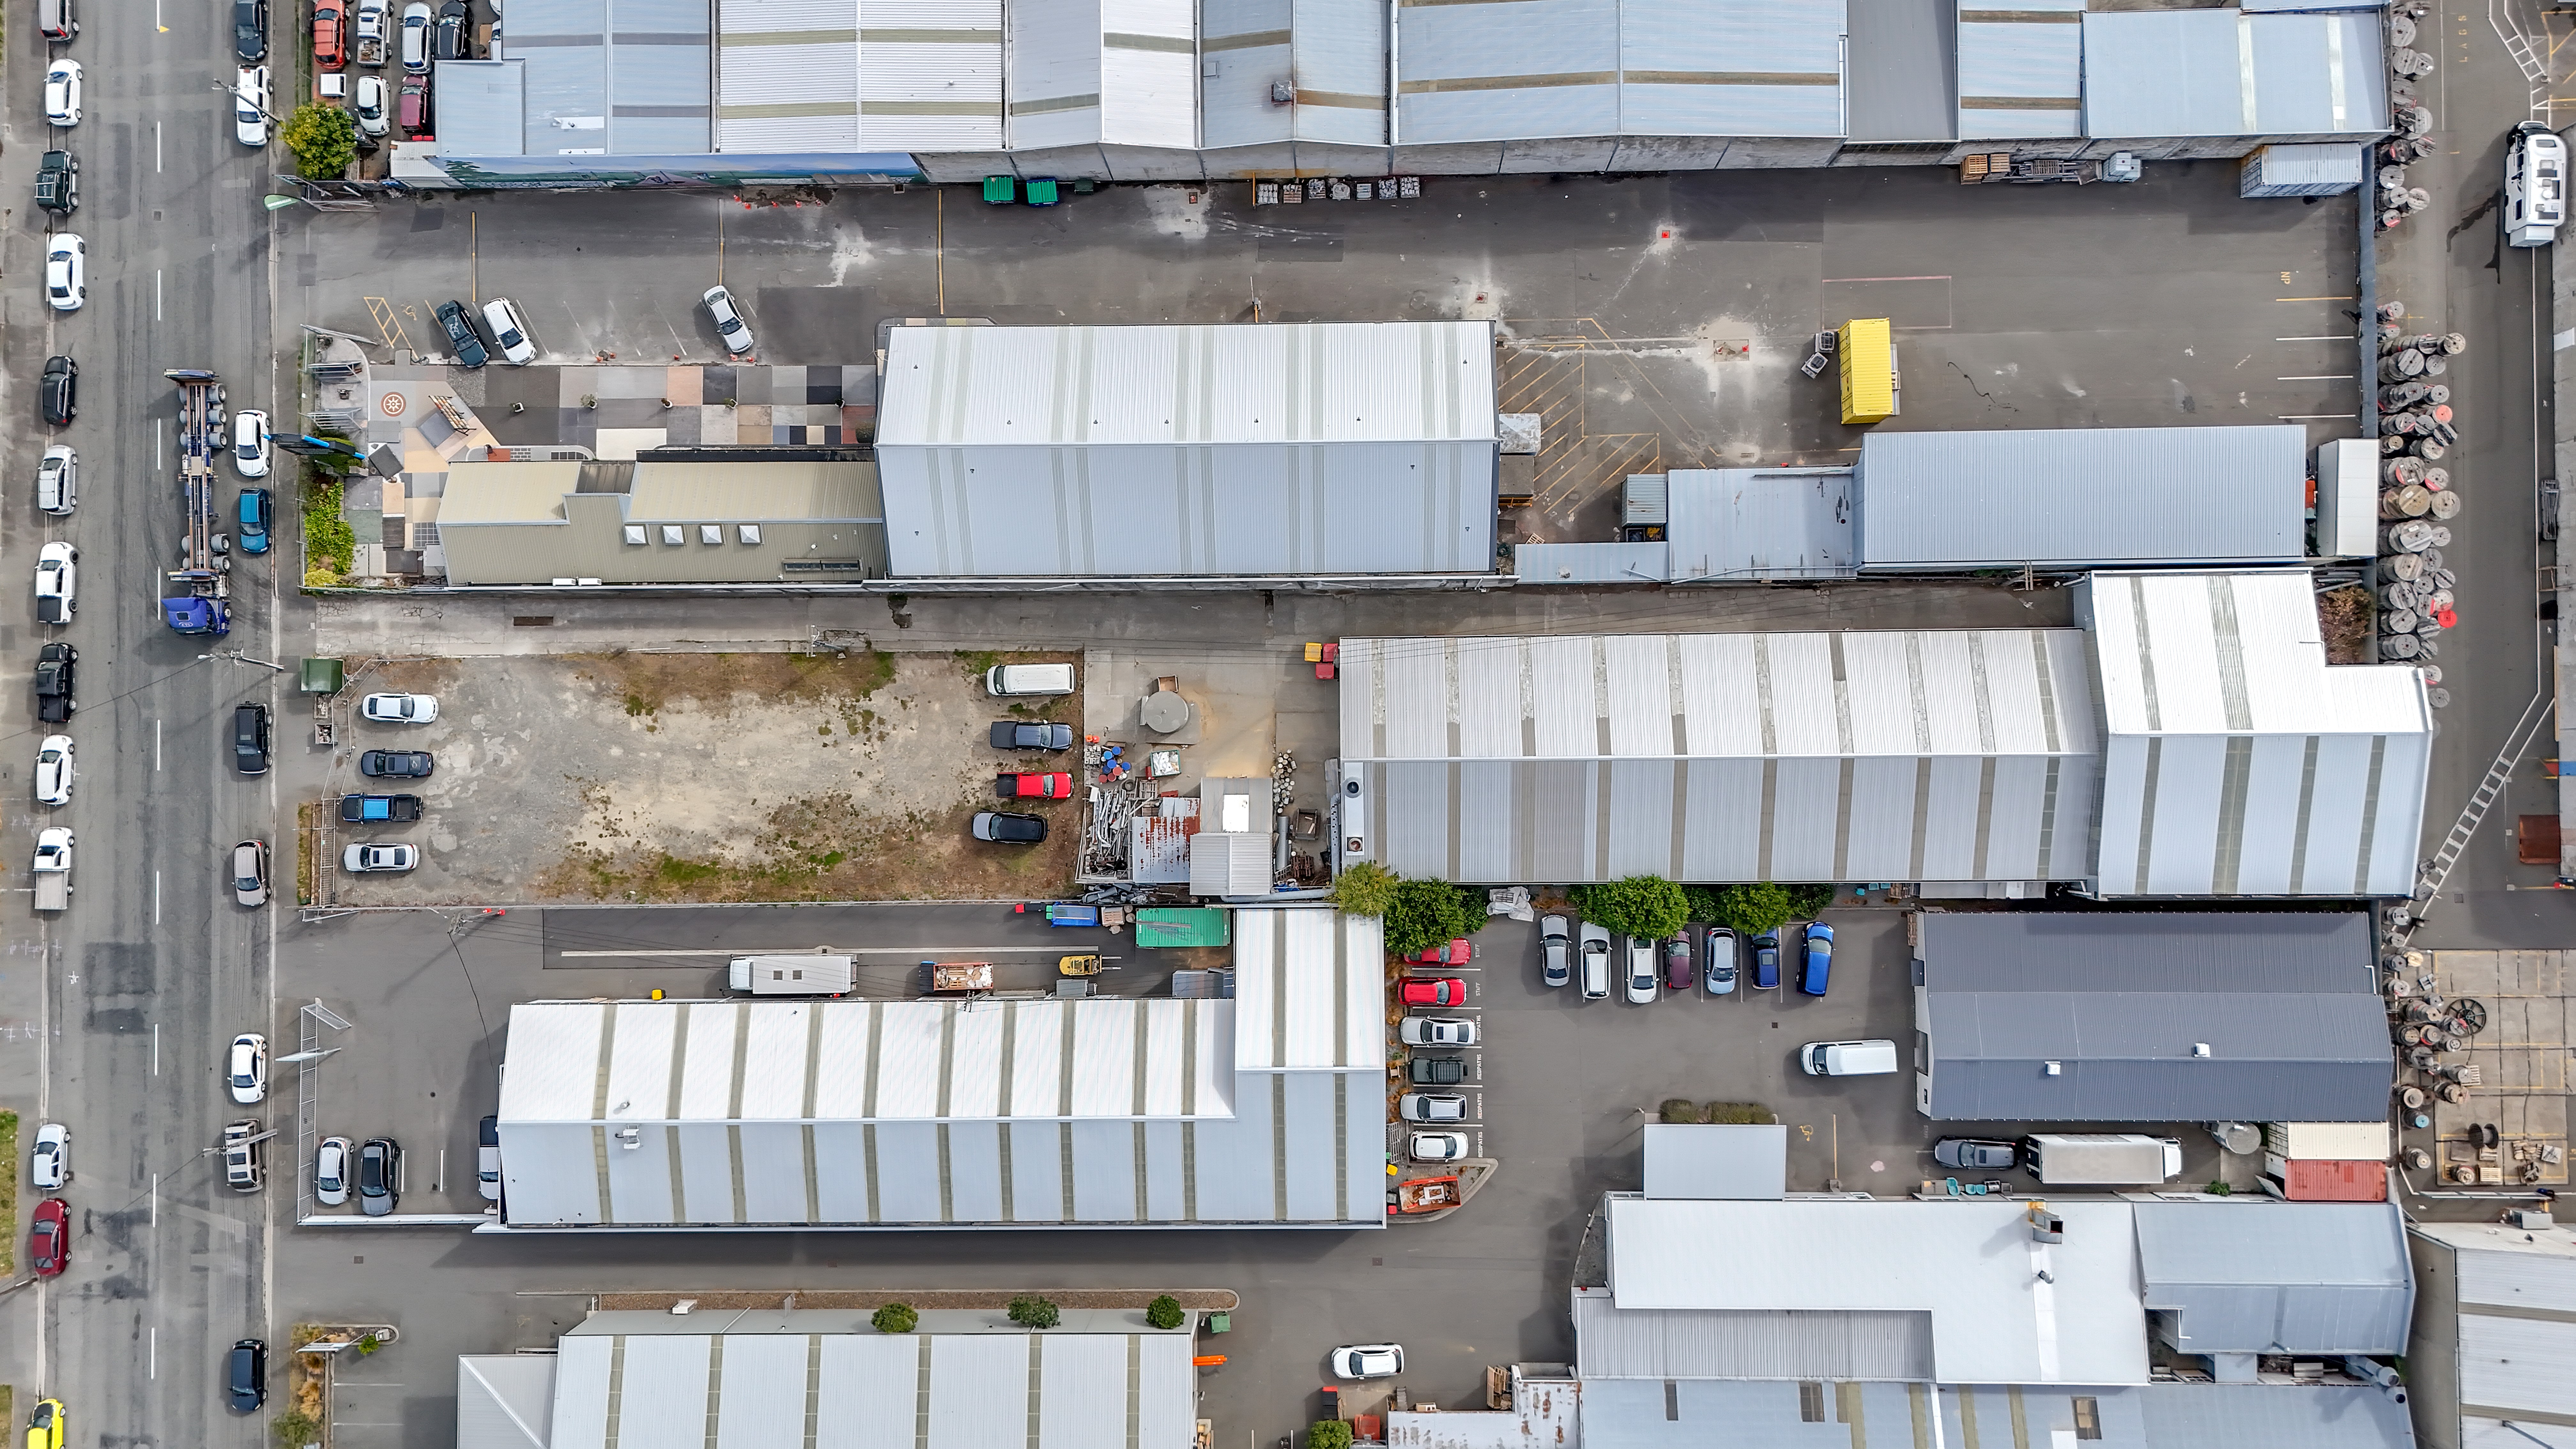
[456,1355,554,1449]
[714,0,1003,154]
[2412,1220,2576,1441]
[1605,1197,2149,1386]
[1956,0,2084,141]
[2079,571,2430,896]
[1005,0,1197,150]
[1231,907,1384,1071]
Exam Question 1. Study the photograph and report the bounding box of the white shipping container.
[2312,439,2379,559]
[2242,144,2365,199]
[2262,1120,2391,1160]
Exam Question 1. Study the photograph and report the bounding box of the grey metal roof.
[1202,0,1387,149]
[500,0,710,156]
[1572,1291,1933,1380]
[2134,1202,2411,1354]
[1853,425,2310,569]
[1642,1124,1787,1200]
[1665,468,1856,582]
[1847,0,1954,143]
[455,1356,554,1449]
[434,61,529,156]
[1956,0,2083,140]
[1580,1380,2414,1449]
[1915,910,2393,1123]
[1512,541,1672,585]
[2083,11,2384,141]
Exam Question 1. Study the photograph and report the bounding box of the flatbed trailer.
[164,369,231,636]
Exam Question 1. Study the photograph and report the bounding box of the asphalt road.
[1,3,285,1445]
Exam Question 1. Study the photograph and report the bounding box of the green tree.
[1008,1295,1060,1330]
[273,1410,322,1449]
[1145,1295,1186,1331]
[1330,860,1399,918]
[280,102,359,180]
[1711,882,1795,937]
[1383,877,1481,958]
[1782,883,1839,918]
[870,1303,918,1334]
[1566,875,1688,939]
[1682,884,1725,923]
[1308,1422,1354,1449]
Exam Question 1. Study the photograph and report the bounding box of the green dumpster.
[1025,177,1059,206]
[1204,1312,1230,1334]
[1136,908,1229,949]
[982,175,1016,204]
[298,657,346,694]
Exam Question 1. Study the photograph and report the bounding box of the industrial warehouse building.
[399,0,2386,187]
[1335,569,2431,896]
[874,321,1496,580]
[1911,911,2392,1122]
[2404,1217,2576,1449]
[432,460,888,585]
[488,906,1387,1230]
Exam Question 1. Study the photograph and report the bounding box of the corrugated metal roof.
[626,461,881,520]
[717,0,857,152]
[1604,1197,2147,1385]
[2080,570,2430,897]
[2134,1202,2411,1354]
[2084,11,2384,140]
[435,61,529,156]
[1853,425,2309,569]
[1956,0,2083,141]
[1512,541,1671,585]
[1640,1124,1786,1200]
[1581,1381,2411,1449]
[1292,0,1386,144]
[1337,630,2099,884]
[2412,1220,2576,1430]
[1571,1289,1932,1380]
[875,322,1497,578]
[1231,907,1384,1071]
[714,0,1002,154]
[1190,831,1275,897]
[437,462,581,524]
[1665,468,1856,581]
[456,1356,554,1449]
[1846,0,1953,143]
[499,0,709,155]
[1915,910,2392,1123]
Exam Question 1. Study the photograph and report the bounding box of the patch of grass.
[653,855,725,887]
[295,801,321,905]
[624,694,655,717]
[535,792,1075,903]
[579,650,916,720]
[300,466,356,585]
[0,1110,19,1275]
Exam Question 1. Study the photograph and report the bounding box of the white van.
[986,663,1076,697]
[1799,1039,1899,1076]
[728,953,856,996]
[1578,921,1612,1000]
[2508,121,2567,248]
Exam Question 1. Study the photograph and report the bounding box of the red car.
[28,1197,68,1277]
[313,0,348,68]
[995,772,1075,800]
[1405,938,1471,966]
[1399,977,1467,1008]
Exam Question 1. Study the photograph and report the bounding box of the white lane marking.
[154,871,161,924]
[150,1326,156,1378]
[2276,334,2353,341]
[156,122,163,172]
[157,270,163,321]
[156,719,163,770]
[557,946,1096,958]
[153,1022,160,1075]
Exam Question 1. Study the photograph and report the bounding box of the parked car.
[1799,1038,1898,1076]
[989,721,1074,750]
[1397,1016,1476,1047]
[434,299,488,367]
[1398,1093,1465,1123]
[1750,931,1781,990]
[1578,920,1612,999]
[480,296,536,364]
[233,409,271,477]
[339,793,422,823]
[984,663,1075,697]
[1409,1131,1468,1162]
[233,65,270,147]
[227,1033,267,1103]
[1398,977,1466,1008]
[33,737,73,807]
[34,150,78,214]
[36,445,77,514]
[312,0,346,67]
[1798,921,1834,997]
[222,1120,263,1192]
[702,284,755,355]
[1703,925,1738,994]
[27,1199,67,1277]
[29,1122,70,1190]
[1663,932,1692,992]
[1407,1056,1467,1086]
[1538,913,1570,987]
[360,692,438,723]
[234,702,271,775]
[313,1135,352,1206]
[352,72,389,135]
[1330,1345,1404,1380]
[994,771,1073,799]
[343,842,418,873]
[1934,1138,2018,1171]
[2508,119,2567,248]
[38,0,76,41]
[358,1138,401,1215]
[43,234,84,311]
[433,0,465,57]
[1405,938,1471,966]
[232,839,270,907]
[397,72,427,133]
[399,0,430,70]
[1623,935,1657,1004]
[35,643,78,723]
[354,0,387,64]
[358,749,433,778]
[237,488,271,554]
[24,1399,63,1449]
[43,59,81,126]
[971,811,1045,843]
[34,543,75,624]
[226,1339,267,1412]
[477,1115,502,1202]
[41,356,77,425]
[234,0,267,59]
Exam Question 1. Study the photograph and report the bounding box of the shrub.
[1782,883,1839,917]
[1308,1422,1354,1449]
[272,1410,322,1449]
[1145,1295,1186,1331]
[301,470,356,581]
[1008,1295,1060,1330]
[281,102,359,180]
[1682,884,1725,923]
[1383,877,1481,959]
[1658,1098,1706,1124]
[1567,876,1688,940]
[1704,1102,1774,1124]
[871,1303,917,1334]
[1330,860,1399,918]
[1711,882,1795,937]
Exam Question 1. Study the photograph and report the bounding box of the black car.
[359,749,435,778]
[970,811,1045,843]
[233,702,271,775]
[1933,1138,2019,1171]
[988,720,1074,751]
[339,793,423,823]
[41,355,76,425]
[358,1137,400,1216]
[34,643,75,723]
[1407,1056,1468,1086]
[35,150,78,214]
[226,1339,266,1412]
[433,299,487,368]
[432,0,466,58]
[233,0,266,59]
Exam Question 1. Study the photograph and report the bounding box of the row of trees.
[868,1295,1188,1333]
[1333,862,1837,947]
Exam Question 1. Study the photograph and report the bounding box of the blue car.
[1750,932,1781,990]
[1799,921,1835,996]
[237,487,272,554]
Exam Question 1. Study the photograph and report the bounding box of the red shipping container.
[2260,1157,2388,1201]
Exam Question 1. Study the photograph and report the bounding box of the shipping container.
[2258,1155,2389,1201]
[2022,1133,2182,1185]
[1838,318,1897,425]
[2240,143,2365,198]
[2261,1120,2390,1161]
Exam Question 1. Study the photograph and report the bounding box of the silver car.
[232,839,270,907]
[1539,913,1570,987]
[314,1135,352,1206]
[1623,935,1659,1004]
[702,284,755,355]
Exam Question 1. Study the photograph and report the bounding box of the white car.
[702,284,755,355]
[36,446,77,515]
[343,842,418,872]
[360,692,439,723]
[1399,1092,1466,1123]
[1398,1016,1477,1048]
[233,410,271,477]
[29,1122,69,1191]
[35,542,76,625]
[1330,1345,1404,1380]
[353,73,390,135]
[314,1135,352,1206]
[355,0,387,61]
[1623,934,1658,1004]
[44,59,81,126]
[228,1033,268,1105]
[481,297,537,365]
[234,65,270,146]
[44,234,84,311]
[1408,1131,1468,1162]
[34,736,74,807]
[400,1,431,71]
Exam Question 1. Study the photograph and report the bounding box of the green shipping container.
[1135,908,1229,949]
